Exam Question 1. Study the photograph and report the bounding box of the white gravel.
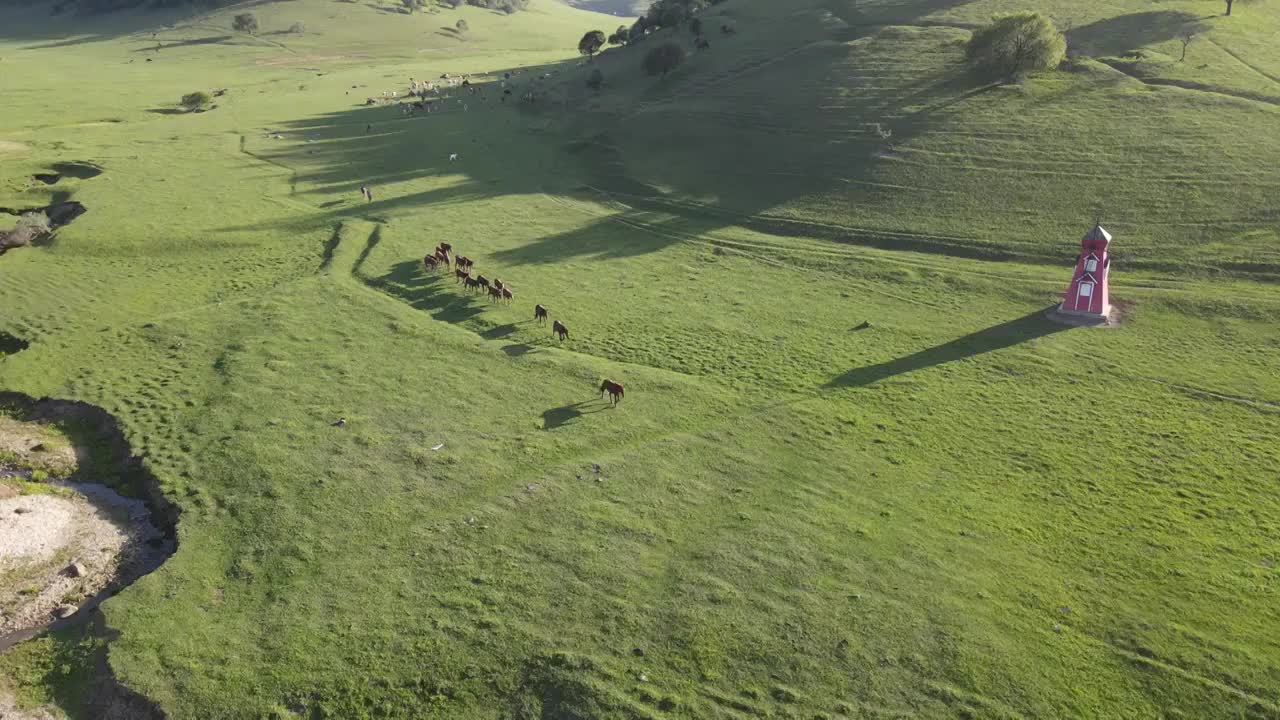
[0,484,152,636]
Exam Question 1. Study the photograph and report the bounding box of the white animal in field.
[449,153,458,162]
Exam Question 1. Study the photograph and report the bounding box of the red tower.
[1059,224,1112,319]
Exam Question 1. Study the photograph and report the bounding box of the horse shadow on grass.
[541,400,609,430]
[365,260,485,324]
[825,307,1070,388]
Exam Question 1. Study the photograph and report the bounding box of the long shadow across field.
[219,12,1026,266]
[825,307,1070,388]
[1066,11,1210,58]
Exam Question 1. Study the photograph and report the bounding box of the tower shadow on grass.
[825,306,1070,389]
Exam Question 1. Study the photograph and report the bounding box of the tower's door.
[1078,281,1094,309]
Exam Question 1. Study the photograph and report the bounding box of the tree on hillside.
[965,13,1066,80]
[579,30,607,60]
[690,17,702,36]
[1223,0,1260,15]
[608,24,629,46]
[643,42,685,78]
[456,19,469,32]
[180,91,212,112]
[232,12,258,34]
[402,0,426,13]
[1178,31,1196,61]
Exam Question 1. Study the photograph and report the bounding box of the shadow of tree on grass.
[1066,11,1209,58]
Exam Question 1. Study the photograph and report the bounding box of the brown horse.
[534,304,548,324]
[501,287,513,304]
[456,256,473,272]
[439,242,453,253]
[488,285,503,303]
[600,379,624,406]
[464,276,482,292]
[475,274,490,288]
[492,278,504,291]
[553,320,569,341]
[455,268,469,283]
[423,255,440,271]
[434,248,451,268]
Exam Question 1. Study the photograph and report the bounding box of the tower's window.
[1085,257,1098,272]
[1079,282,1093,298]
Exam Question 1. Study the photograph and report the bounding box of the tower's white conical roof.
[1084,224,1112,243]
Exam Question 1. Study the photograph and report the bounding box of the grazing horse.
[457,256,474,272]
[475,274,490,288]
[434,248,451,268]
[423,254,440,271]
[464,276,482,293]
[600,379,624,406]
[534,304,548,324]
[455,268,469,283]
[552,320,569,341]
[439,242,453,253]
[501,287,513,305]
[492,278,504,291]
[488,285,503,303]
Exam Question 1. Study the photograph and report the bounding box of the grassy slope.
[554,0,1280,275]
[1,0,1279,718]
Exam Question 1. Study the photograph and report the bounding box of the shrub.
[402,0,426,12]
[288,22,305,34]
[181,91,212,112]
[965,13,1066,79]
[586,68,604,90]
[231,12,258,34]
[690,17,702,36]
[643,42,685,77]
[456,18,468,32]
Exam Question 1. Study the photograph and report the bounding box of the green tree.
[965,13,1066,79]
[608,24,629,46]
[456,18,469,32]
[642,42,685,77]
[181,91,212,112]
[232,13,258,34]
[402,0,426,13]
[578,30,606,59]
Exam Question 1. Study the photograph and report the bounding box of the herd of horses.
[422,244,624,406]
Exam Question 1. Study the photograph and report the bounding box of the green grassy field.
[2,0,1279,717]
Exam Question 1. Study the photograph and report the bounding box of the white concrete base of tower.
[1046,303,1118,327]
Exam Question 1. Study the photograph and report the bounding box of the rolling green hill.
[544,0,1280,275]
[1,0,1278,718]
